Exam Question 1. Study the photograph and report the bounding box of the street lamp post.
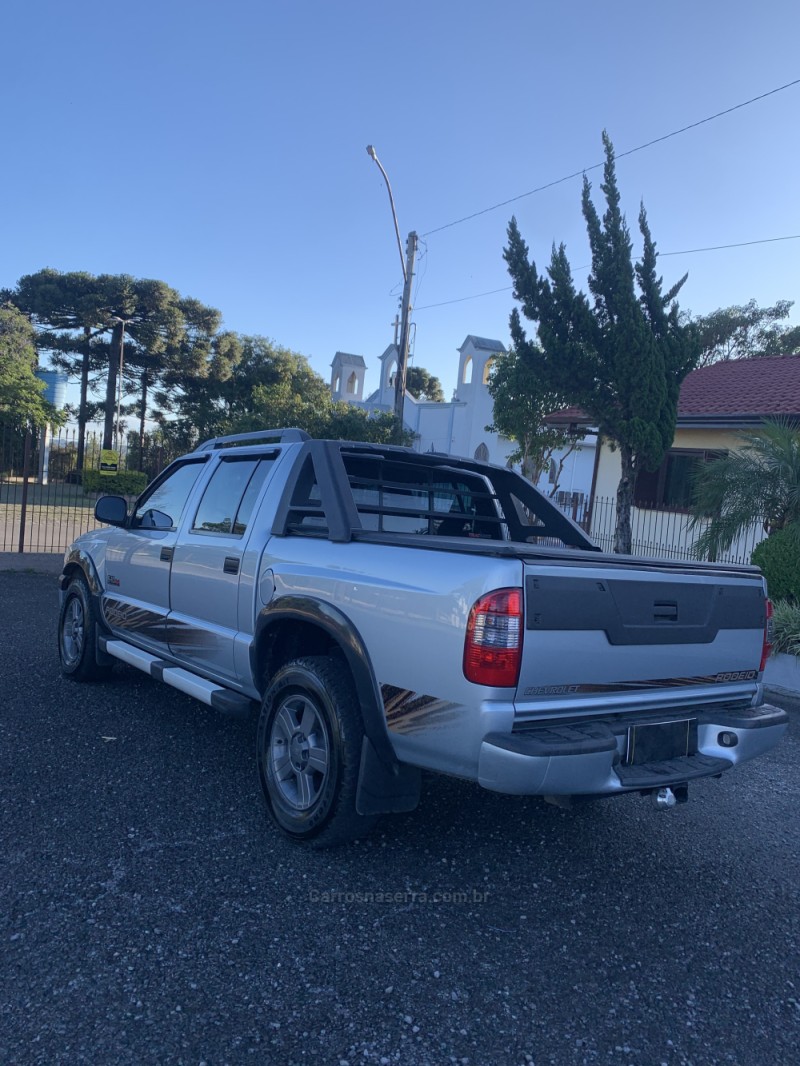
[366,145,406,283]
[366,146,417,432]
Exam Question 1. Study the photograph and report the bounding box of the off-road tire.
[257,656,378,847]
[58,575,112,682]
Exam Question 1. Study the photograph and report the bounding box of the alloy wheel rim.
[62,597,85,664]
[269,694,330,811]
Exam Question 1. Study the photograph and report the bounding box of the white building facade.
[330,335,597,499]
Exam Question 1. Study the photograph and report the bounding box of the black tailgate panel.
[525,575,765,645]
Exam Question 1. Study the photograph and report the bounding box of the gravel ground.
[1,571,798,1066]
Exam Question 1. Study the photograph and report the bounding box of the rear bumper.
[477,704,789,796]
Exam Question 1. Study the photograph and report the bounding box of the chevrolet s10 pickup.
[58,429,788,846]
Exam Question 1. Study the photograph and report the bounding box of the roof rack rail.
[193,428,311,452]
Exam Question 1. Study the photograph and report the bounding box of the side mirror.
[95,495,128,527]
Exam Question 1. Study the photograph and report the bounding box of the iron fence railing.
[0,423,179,553]
[571,495,767,565]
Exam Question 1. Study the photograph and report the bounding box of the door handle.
[160,547,173,562]
[223,556,240,575]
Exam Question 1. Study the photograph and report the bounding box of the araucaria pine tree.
[503,132,700,552]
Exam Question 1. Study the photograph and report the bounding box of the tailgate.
[517,562,767,715]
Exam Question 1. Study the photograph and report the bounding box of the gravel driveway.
[1,571,798,1065]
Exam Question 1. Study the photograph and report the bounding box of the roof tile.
[677,355,800,416]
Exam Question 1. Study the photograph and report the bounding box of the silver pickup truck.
[58,429,788,846]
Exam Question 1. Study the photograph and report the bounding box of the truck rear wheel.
[257,656,378,847]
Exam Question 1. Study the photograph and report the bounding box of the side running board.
[98,637,256,719]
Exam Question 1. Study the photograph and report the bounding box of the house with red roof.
[556,355,800,558]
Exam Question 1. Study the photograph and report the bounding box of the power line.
[659,233,800,257]
[422,78,800,237]
[414,233,800,311]
[416,285,512,311]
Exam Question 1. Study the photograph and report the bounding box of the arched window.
[474,443,489,462]
[482,359,495,385]
[332,373,341,393]
[346,372,357,394]
[386,361,397,389]
[462,357,473,384]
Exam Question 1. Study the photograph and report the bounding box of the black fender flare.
[253,594,393,763]
[253,595,420,815]
[60,548,104,599]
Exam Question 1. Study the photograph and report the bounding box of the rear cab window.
[191,455,276,536]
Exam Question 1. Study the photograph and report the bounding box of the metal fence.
[576,495,767,565]
[0,424,179,553]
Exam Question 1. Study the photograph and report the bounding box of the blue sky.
[3,0,799,406]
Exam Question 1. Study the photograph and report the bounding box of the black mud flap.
[356,737,421,816]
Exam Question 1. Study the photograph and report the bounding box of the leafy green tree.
[326,403,413,444]
[0,303,57,429]
[228,381,411,444]
[692,299,800,367]
[155,335,326,445]
[406,366,444,403]
[504,132,700,552]
[156,333,412,447]
[15,269,221,460]
[15,270,111,467]
[486,346,581,490]
[690,419,800,559]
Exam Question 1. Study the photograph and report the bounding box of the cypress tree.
[504,132,700,552]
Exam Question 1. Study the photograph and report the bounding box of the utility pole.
[115,320,126,452]
[366,145,417,435]
[395,230,418,430]
[102,314,130,452]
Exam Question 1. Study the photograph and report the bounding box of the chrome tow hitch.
[651,786,678,810]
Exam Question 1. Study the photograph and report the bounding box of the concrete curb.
[0,552,64,575]
[765,688,800,715]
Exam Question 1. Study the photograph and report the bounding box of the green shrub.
[751,527,800,603]
[771,600,800,657]
[82,469,148,497]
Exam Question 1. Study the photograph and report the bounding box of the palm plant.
[690,418,800,559]
[771,600,800,657]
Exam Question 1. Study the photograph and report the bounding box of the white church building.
[331,334,514,465]
[330,334,597,505]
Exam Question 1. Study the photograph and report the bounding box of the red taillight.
[463,588,523,687]
[760,598,774,672]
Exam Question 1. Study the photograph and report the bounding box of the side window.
[233,460,273,534]
[133,461,206,530]
[634,449,723,510]
[192,458,274,536]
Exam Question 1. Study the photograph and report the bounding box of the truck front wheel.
[256,656,377,847]
[58,575,112,682]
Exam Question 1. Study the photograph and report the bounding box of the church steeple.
[330,351,366,403]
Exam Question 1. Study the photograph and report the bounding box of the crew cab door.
[167,454,275,681]
[101,458,208,651]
